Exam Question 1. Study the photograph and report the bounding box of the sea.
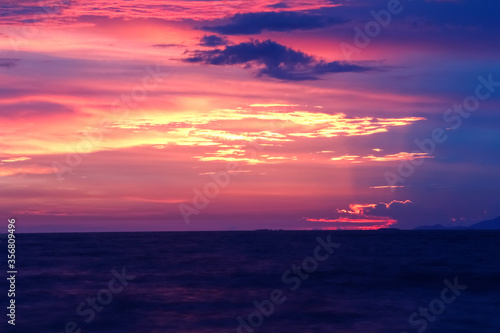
[1,230,499,332]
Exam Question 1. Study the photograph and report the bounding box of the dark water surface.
[1,230,499,332]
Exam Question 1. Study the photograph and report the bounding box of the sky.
[1,0,499,232]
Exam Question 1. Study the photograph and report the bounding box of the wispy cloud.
[330,152,433,164]
[1,157,31,163]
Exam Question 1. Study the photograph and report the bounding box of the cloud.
[0,165,54,177]
[346,200,442,229]
[152,43,183,48]
[267,2,290,9]
[330,152,432,163]
[199,35,229,47]
[0,58,20,68]
[0,101,74,118]
[184,39,371,80]
[370,185,405,189]
[108,105,424,164]
[354,200,414,217]
[0,0,339,25]
[1,157,31,163]
[305,200,415,230]
[202,11,346,35]
[305,218,395,230]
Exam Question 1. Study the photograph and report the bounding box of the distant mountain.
[414,224,448,230]
[414,216,500,230]
[468,216,500,230]
[414,224,467,230]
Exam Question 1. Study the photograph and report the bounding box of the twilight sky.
[1,0,499,232]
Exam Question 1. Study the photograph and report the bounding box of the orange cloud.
[105,106,425,163]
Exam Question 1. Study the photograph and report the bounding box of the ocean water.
[1,230,499,332]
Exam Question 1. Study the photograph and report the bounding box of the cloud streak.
[330,152,433,163]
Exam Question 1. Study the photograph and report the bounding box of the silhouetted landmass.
[415,224,445,230]
[414,216,500,230]
[468,216,500,230]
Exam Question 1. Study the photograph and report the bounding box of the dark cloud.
[184,39,371,81]
[364,200,416,218]
[203,11,346,35]
[199,35,229,47]
[0,58,20,68]
[361,200,452,229]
